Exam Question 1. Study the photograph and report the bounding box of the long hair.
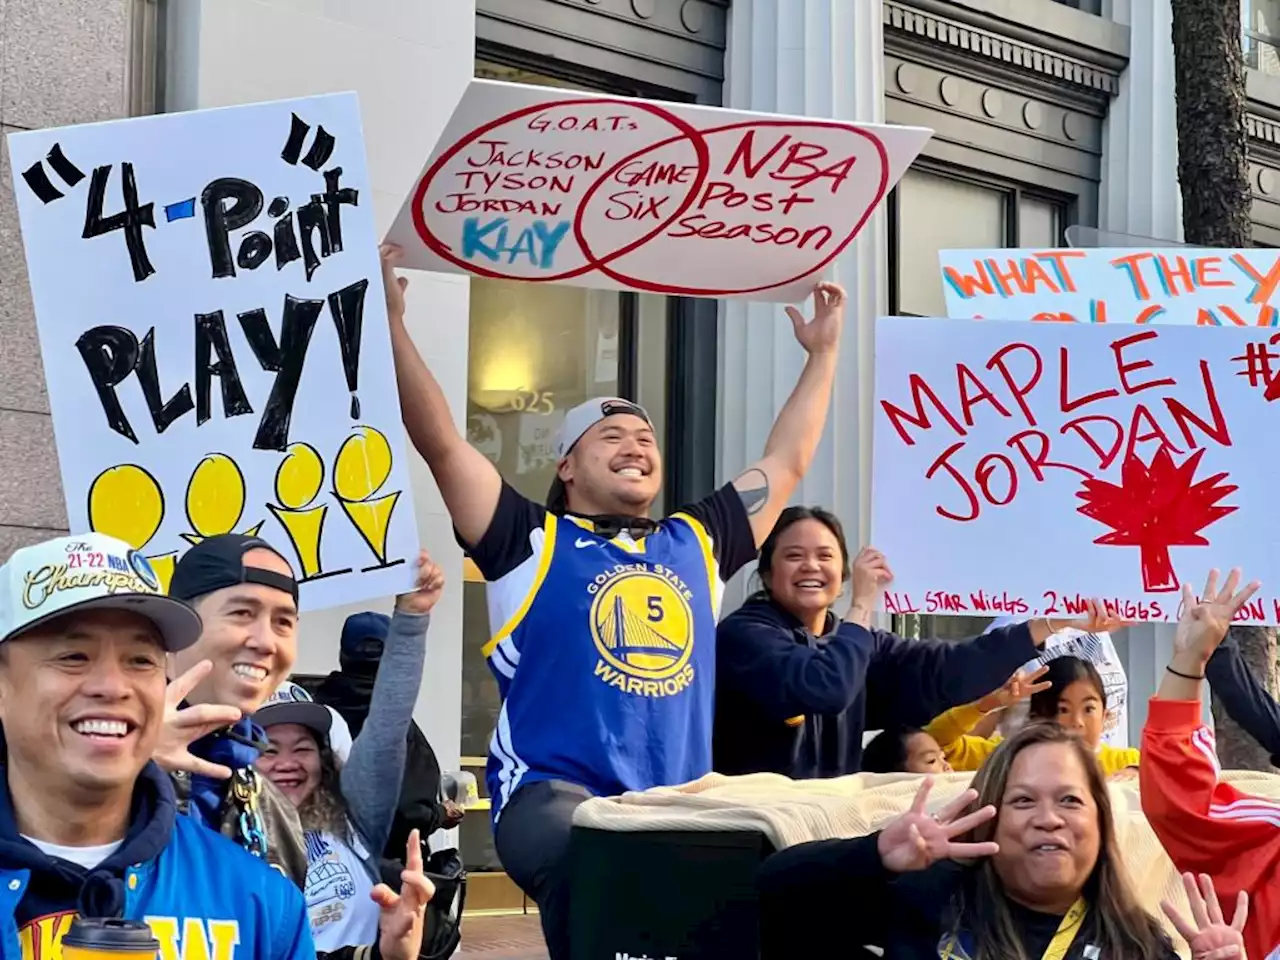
[748,506,851,604]
[293,735,353,843]
[954,722,1169,960]
[1027,656,1106,721]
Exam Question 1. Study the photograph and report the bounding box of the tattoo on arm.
[736,468,770,516]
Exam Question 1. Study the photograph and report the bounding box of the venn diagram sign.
[386,80,932,302]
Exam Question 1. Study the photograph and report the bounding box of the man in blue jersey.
[382,244,846,959]
[0,532,313,960]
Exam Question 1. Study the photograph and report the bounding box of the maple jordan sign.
[870,317,1279,623]
[865,246,1280,627]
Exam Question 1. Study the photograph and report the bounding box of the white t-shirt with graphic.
[986,617,1130,749]
[304,828,378,952]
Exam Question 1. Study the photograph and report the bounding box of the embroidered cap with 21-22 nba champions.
[0,532,203,650]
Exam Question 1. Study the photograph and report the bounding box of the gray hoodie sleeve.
[339,608,429,853]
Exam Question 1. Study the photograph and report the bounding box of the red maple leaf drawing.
[1075,447,1238,593]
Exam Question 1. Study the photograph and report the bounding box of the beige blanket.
[573,770,1280,952]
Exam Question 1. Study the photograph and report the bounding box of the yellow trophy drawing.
[267,442,349,581]
[181,453,263,545]
[333,426,404,571]
[86,464,178,592]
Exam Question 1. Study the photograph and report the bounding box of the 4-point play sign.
[385,80,932,302]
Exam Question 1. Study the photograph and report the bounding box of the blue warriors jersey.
[471,484,755,820]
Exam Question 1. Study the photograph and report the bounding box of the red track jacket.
[1142,698,1280,960]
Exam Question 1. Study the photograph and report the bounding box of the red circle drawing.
[571,128,712,280]
[410,98,707,282]
[581,119,892,297]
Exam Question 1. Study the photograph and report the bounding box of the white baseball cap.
[553,397,652,460]
[254,680,333,736]
[0,532,202,650]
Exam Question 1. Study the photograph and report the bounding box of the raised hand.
[1174,569,1261,665]
[849,546,893,621]
[976,664,1052,714]
[373,829,436,960]
[876,779,999,873]
[380,243,409,322]
[1059,598,1128,635]
[395,550,444,615]
[1162,872,1249,960]
[785,281,846,356]
[155,660,242,779]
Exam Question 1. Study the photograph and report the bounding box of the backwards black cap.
[169,534,300,605]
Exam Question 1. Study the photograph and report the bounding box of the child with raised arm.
[927,657,1142,777]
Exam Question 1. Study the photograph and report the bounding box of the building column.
[1098,0,1192,739]
[1100,0,1182,241]
[718,0,889,604]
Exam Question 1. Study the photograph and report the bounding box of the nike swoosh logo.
[575,538,598,548]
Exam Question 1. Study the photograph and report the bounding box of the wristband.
[1166,664,1205,681]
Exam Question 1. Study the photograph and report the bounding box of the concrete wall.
[162,0,476,775]
[0,0,135,557]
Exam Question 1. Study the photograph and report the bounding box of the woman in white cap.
[254,553,443,953]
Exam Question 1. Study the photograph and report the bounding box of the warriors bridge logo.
[587,562,695,698]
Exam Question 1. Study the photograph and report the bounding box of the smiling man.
[0,532,312,960]
[382,243,847,959]
[163,533,309,885]
[163,536,439,960]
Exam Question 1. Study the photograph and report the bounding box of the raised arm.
[863,602,1118,730]
[1142,570,1278,884]
[921,667,1050,771]
[733,283,845,546]
[341,553,441,852]
[383,245,503,546]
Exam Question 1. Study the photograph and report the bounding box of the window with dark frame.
[1246,0,1280,75]
[888,163,1076,642]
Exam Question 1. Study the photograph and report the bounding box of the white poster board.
[870,316,1280,625]
[939,247,1280,328]
[8,93,419,610]
[386,79,932,302]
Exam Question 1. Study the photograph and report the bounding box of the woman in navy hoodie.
[713,507,1121,778]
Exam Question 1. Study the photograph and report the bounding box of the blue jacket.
[0,760,313,960]
[713,596,1039,777]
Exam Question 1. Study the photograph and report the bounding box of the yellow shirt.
[923,703,1141,776]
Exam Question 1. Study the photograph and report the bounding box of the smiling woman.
[712,507,1063,779]
[756,724,1201,960]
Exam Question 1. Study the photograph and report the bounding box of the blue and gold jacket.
[0,759,312,960]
